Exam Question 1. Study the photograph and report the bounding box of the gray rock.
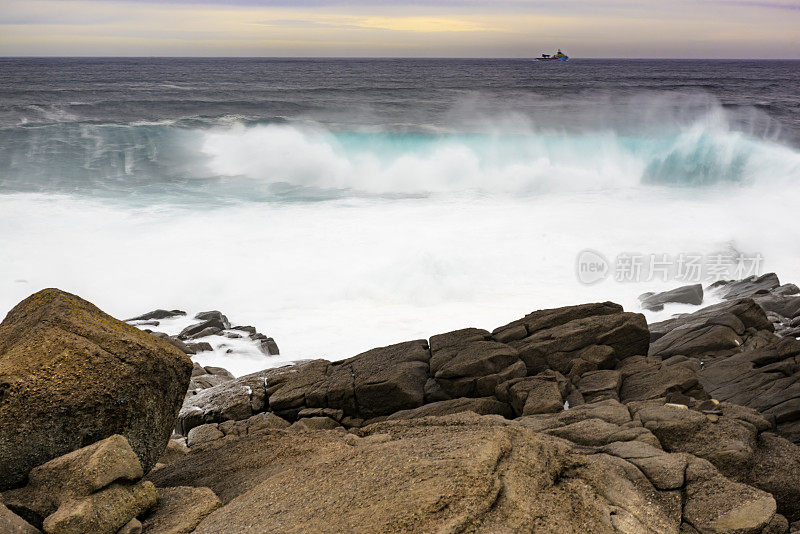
[257,337,280,356]
[232,326,257,335]
[125,309,186,322]
[194,311,230,327]
[203,366,234,379]
[178,366,298,435]
[429,335,525,398]
[150,332,195,354]
[648,298,772,354]
[774,284,800,296]
[178,319,227,340]
[267,341,431,420]
[183,326,222,340]
[186,342,213,353]
[639,284,703,311]
[709,273,781,300]
[755,294,800,320]
[500,304,649,375]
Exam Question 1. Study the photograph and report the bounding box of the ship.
[535,49,569,61]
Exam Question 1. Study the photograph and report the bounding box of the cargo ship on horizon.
[535,49,569,61]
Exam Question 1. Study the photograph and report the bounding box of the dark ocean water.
[2,58,799,135]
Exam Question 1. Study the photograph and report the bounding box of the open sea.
[2,58,799,374]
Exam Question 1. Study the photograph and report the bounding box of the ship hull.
[535,57,569,61]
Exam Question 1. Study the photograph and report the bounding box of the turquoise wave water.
[1,120,799,202]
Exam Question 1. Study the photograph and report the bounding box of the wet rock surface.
[126,309,281,370]
[639,283,704,311]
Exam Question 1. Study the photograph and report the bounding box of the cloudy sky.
[1,0,798,57]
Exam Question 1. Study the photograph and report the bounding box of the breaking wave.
[2,112,799,202]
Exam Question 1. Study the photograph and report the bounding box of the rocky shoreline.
[2,275,800,533]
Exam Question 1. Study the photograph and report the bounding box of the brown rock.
[0,289,192,490]
[289,417,342,431]
[140,486,220,534]
[266,341,431,421]
[505,306,649,375]
[600,441,686,490]
[186,424,224,448]
[41,481,157,534]
[386,397,512,420]
[155,413,681,533]
[3,435,143,524]
[577,370,622,402]
[116,517,141,534]
[495,371,569,416]
[745,432,800,523]
[683,456,777,534]
[158,439,189,466]
[0,501,40,533]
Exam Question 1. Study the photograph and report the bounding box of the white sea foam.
[1,175,799,376]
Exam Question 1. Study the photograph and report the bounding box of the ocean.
[2,58,800,375]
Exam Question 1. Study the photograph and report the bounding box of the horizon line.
[3,56,800,61]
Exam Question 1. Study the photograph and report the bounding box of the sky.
[0,0,798,58]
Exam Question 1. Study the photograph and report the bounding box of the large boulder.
[683,456,778,534]
[0,289,193,490]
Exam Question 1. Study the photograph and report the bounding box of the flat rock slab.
[140,486,221,534]
[158,414,681,533]
[0,502,39,534]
